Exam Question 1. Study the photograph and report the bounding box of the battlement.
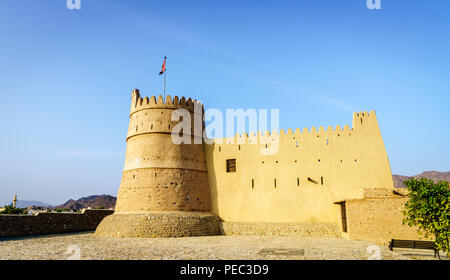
[352,110,377,129]
[130,89,204,116]
[211,109,378,144]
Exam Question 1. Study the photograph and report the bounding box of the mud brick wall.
[346,197,426,244]
[0,209,113,238]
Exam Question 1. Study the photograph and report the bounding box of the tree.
[0,206,24,215]
[402,178,450,258]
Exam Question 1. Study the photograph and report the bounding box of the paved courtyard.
[0,232,444,260]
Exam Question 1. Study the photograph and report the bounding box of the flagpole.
[164,69,166,100]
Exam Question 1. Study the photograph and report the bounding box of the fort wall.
[205,111,394,224]
[345,195,426,245]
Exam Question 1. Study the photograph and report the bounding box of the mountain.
[393,171,450,188]
[15,200,53,208]
[53,195,116,210]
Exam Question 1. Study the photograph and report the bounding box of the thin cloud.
[185,56,357,111]
[316,95,357,111]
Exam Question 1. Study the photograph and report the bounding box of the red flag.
[159,57,166,75]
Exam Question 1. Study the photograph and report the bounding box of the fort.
[95,89,423,244]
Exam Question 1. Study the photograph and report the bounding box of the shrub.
[403,178,450,258]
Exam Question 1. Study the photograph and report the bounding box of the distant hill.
[53,195,116,210]
[15,200,53,208]
[393,171,450,188]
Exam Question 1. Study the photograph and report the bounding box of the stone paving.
[0,232,445,260]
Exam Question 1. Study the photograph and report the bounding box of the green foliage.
[0,206,25,215]
[402,178,450,256]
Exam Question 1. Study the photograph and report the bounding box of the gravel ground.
[0,232,444,260]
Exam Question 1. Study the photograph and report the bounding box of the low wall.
[346,197,427,244]
[0,209,114,238]
[220,222,340,238]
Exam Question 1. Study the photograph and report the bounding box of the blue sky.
[0,0,449,205]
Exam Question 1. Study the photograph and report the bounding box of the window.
[226,159,236,173]
[308,177,318,184]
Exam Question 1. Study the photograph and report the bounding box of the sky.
[0,0,449,206]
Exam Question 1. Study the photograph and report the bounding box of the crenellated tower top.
[130,89,204,116]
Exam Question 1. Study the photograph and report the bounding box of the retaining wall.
[0,209,114,238]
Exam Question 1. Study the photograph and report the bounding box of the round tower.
[95,89,220,238]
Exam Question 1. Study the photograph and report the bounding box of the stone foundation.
[95,211,221,238]
[220,222,340,237]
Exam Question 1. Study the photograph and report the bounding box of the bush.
[0,206,25,215]
[403,178,450,258]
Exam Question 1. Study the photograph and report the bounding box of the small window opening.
[297,178,300,186]
[226,159,236,173]
[274,178,277,188]
[252,179,254,189]
[308,177,318,184]
[321,177,324,185]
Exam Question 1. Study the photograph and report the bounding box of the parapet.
[209,110,379,145]
[352,110,377,129]
[130,89,204,116]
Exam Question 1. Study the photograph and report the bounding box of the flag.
[159,56,166,75]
